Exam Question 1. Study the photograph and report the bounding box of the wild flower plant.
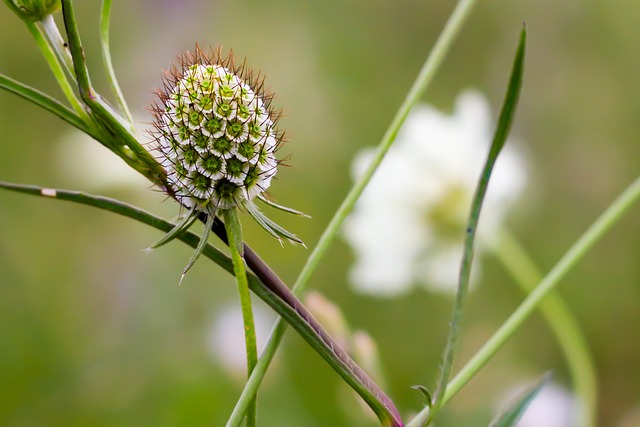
[1,1,639,427]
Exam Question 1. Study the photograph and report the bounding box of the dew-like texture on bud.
[151,47,282,213]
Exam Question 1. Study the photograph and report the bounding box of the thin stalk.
[228,0,479,422]
[224,209,258,427]
[493,229,597,427]
[407,174,640,426]
[25,19,88,120]
[60,0,165,185]
[295,0,479,294]
[0,73,90,134]
[39,15,76,79]
[0,180,402,426]
[100,0,135,127]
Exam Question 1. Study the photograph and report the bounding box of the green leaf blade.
[488,373,551,427]
[0,73,90,133]
[432,24,527,416]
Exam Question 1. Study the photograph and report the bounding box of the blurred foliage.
[0,1,638,426]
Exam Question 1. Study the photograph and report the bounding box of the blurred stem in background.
[492,228,597,427]
[441,175,639,425]
[225,0,480,423]
[408,175,640,426]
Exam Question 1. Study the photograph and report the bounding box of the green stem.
[223,209,258,427]
[39,15,76,79]
[493,229,597,427]
[0,180,401,426]
[100,0,135,128]
[408,175,640,426]
[25,18,88,121]
[295,0,479,294]
[0,73,90,134]
[60,0,166,186]
[228,0,479,422]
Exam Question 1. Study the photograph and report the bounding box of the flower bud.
[151,46,282,214]
[3,0,61,22]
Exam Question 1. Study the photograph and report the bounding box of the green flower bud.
[150,46,304,247]
[151,46,282,213]
[3,0,61,22]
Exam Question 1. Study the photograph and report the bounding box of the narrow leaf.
[244,200,304,245]
[0,74,90,133]
[147,206,198,249]
[411,385,433,408]
[488,373,551,427]
[257,195,310,218]
[179,212,214,284]
[433,25,527,412]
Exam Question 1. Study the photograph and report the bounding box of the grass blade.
[488,373,551,427]
[431,25,527,415]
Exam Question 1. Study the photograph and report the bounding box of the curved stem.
[407,175,640,427]
[493,228,597,427]
[0,180,402,427]
[0,73,90,134]
[60,0,165,185]
[443,176,640,404]
[294,0,479,294]
[228,0,480,423]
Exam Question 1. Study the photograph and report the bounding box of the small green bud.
[150,45,305,246]
[3,0,61,22]
[151,46,282,212]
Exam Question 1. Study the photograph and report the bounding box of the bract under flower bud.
[151,47,281,214]
[3,0,61,21]
[150,46,303,249]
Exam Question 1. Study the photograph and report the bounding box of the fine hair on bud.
[149,45,285,216]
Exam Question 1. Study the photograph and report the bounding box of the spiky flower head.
[150,46,303,247]
[151,46,281,214]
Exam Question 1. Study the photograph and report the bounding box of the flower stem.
[26,18,88,121]
[492,228,597,427]
[443,175,640,404]
[295,0,479,293]
[100,0,135,128]
[223,208,258,427]
[228,0,479,421]
[60,0,167,186]
[408,174,640,427]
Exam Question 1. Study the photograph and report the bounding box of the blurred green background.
[1,1,639,426]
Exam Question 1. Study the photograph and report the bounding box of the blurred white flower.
[206,303,276,380]
[499,382,575,427]
[342,90,527,297]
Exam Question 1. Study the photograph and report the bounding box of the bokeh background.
[1,1,639,426]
